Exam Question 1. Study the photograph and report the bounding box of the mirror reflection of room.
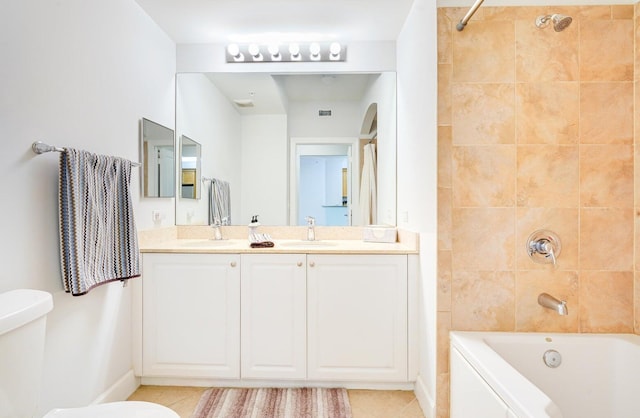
[141,118,175,198]
[296,145,351,226]
[179,135,201,199]
[175,72,396,227]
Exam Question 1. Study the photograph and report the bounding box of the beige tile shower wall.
[437,5,636,418]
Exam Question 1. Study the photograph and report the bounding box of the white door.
[307,254,408,382]
[142,253,240,378]
[240,254,307,379]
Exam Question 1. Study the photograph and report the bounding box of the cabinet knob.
[309,261,315,267]
[230,261,237,268]
[297,261,303,267]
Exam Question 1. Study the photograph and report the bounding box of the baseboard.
[92,369,141,405]
[414,375,436,418]
[140,376,414,391]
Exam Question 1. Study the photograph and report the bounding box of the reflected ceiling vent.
[233,99,254,108]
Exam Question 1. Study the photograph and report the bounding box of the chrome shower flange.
[527,229,561,265]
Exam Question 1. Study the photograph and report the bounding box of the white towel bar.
[31,141,141,167]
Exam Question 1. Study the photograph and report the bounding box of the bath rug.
[191,387,352,418]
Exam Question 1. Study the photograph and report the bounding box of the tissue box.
[363,225,397,243]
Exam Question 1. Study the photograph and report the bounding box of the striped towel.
[208,178,231,226]
[59,148,140,296]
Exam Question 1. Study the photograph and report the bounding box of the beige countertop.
[140,238,417,254]
[139,226,419,255]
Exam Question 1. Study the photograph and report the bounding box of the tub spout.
[538,292,568,315]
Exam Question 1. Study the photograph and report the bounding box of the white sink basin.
[179,239,233,248]
[279,240,338,248]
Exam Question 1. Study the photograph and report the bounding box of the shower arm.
[456,0,485,31]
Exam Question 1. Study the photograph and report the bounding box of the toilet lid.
[44,401,179,418]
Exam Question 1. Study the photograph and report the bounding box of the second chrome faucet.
[305,216,316,241]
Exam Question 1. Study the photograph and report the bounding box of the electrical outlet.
[152,210,163,223]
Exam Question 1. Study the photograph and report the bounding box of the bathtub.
[450,331,640,418]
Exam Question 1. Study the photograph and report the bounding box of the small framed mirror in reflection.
[180,135,201,199]
[141,118,175,198]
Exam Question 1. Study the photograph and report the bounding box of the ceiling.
[134,0,415,44]
[203,73,379,114]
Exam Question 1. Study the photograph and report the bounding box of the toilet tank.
[0,289,53,418]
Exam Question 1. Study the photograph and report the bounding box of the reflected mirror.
[141,118,175,198]
[175,72,396,226]
[180,135,201,199]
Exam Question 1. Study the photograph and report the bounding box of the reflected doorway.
[298,154,349,226]
[290,138,359,226]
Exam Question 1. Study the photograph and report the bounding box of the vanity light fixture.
[225,42,346,63]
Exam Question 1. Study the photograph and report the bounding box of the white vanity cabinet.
[137,249,414,386]
[141,253,240,379]
[240,254,306,379]
[307,254,408,382]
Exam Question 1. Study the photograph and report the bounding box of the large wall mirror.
[141,118,175,198]
[175,72,396,226]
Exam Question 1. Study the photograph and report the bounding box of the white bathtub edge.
[450,331,562,418]
[414,374,436,418]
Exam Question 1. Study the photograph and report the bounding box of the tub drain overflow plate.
[543,349,562,368]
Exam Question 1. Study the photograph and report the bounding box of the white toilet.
[0,289,179,418]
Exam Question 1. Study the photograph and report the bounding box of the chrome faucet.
[211,221,223,240]
[305,216,316,241]
[538,293,568,315]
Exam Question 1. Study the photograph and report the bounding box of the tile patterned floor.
[128,385,426,418]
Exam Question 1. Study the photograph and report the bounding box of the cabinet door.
[240,254,306,379]
[142,253,240,378]
[307,254,408,382]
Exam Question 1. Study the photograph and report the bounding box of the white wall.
[240,114,288,225]
[396,0,438,416]
[288,100,361,138]
[176,73,243,225]
[0,0,175,413]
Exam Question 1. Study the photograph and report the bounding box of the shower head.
[535,14,572,32]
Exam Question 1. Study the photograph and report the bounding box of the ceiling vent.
[318,110,332,117]
[233,99,254,108]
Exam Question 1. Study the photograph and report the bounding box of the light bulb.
[309,42,321,61]
[248,44,261,59]
[289,43,301,60]
[268,44,281,61]
[329,42,341,60]
[227,43,243,61]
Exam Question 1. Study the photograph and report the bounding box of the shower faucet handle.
[527,230,561,266]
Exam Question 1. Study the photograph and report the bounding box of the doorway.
[289,138,359,226]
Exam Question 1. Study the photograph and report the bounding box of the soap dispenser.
[248,215,261,239]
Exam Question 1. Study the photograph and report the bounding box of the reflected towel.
[59,148,140,296]
[208,178,231,225]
